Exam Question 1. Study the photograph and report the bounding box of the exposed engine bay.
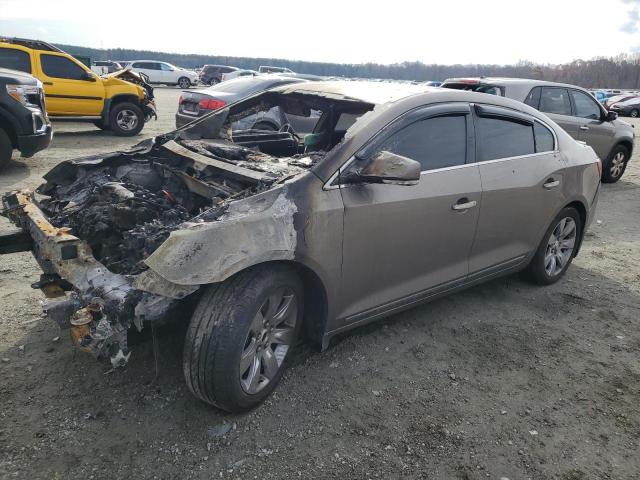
[1,86,375,365]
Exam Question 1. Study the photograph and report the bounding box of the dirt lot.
[1,87,639,480]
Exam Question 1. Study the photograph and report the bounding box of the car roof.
[271,80,437,105]
[443,76,586,91]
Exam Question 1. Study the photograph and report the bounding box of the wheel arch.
[101,94,142,123]
[200,259,330,348]
[0,110,18,148]
[611,138,633,159]
[564,200,587,256]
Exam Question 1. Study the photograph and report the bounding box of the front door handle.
[43,81,53,86]
[579,125,589,131]
[543,179,560,189]
[452,199,477,211]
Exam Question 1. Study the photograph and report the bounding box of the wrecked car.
[1,81,601,412]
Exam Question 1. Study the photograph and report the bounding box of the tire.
[0,127,12,168]
[108,102,144,136]
[208,78,220,86]
[523,207,582,285]
[602,144,629,183]
[93,120,111,130]
[183,265,303,412]
[251,121,279,131]
[178,77,191,89]
[631,109,639,118]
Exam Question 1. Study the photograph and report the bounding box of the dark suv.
[199,65,238,85]
[0,67,52,166]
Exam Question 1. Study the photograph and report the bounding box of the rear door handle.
[579,125,589,131]
[543,179,560,189]
[452,199,477,211]
[43,81,53,85]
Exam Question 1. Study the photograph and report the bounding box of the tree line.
[56,43,640,90]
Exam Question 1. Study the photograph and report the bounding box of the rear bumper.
[1,190,195,366]
[175,111,201,128]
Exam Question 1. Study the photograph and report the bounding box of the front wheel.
[602,145,629,183]
[523,207,582,285]
[177,77,191,89]
[183,265,303,412]
[108,102,144,136]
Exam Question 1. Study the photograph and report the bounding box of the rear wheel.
[208,78,220,86]
[630,109,639,118]
[0,127,12,167]
[178,77,191,89]
[108,102,144,136]
[183,265,303,412]
[523,207,581,285]
[602,144,629,183]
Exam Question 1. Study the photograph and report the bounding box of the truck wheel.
[523,207,581,285]
[93,120,111,131]
[178,77,191,89]
[183,265,303,412]
[109,102,144,136]
[602,144,629,183]
[0,127,12,167]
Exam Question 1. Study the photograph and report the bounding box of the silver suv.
[442,77,635,183]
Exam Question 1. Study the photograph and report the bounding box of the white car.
[221,69,258,82]
[127,61,198,88]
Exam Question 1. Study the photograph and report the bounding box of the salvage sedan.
[1,81,601,412]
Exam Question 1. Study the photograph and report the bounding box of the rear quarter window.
[534,122,555,152]
[0,47,31,73]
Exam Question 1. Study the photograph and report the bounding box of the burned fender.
[144,186,298,285]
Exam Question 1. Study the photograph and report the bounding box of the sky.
[1,0,639,66]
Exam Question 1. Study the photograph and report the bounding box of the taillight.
[596,158,602,178]
[198,98,226,110]
[178,95,184,104]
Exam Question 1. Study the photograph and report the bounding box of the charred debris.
[37,136,321,275]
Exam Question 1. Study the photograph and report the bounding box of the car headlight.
[6,83,43,109]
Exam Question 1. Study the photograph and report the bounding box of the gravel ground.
[1,88,639,480]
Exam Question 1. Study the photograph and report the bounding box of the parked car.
[128,60,198,88]
[610,96,640,118]
[2,81,601,411]
[91,60,123,75]
[0,38,156,136]
[176,75,314,129]
[424,81,442,87]
[258,65,294,74]
[442,77,634,182]
[199,65,238,85]
[221,69,258,82]
[604,94,637,111]
[0,67,52,166]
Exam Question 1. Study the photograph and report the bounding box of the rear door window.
[0,47,32,73]
[375,115,467,171]
[539,88,572,116]
[41,54,87,80]
[571,90,601,120]
[476,116,535,161]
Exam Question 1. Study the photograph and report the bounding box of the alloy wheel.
[544,217,577,276]
[239,288,298,394]
[610,151,626,179]
[115,109,138,131]
[179,78,190,89]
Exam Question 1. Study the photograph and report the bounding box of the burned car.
[1,81,601,412]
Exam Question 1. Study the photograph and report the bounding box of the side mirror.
[82,71,96,82]
[606,110,618,122]
[350,151,421,186]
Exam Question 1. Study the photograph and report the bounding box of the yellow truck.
[0,38,156,136]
